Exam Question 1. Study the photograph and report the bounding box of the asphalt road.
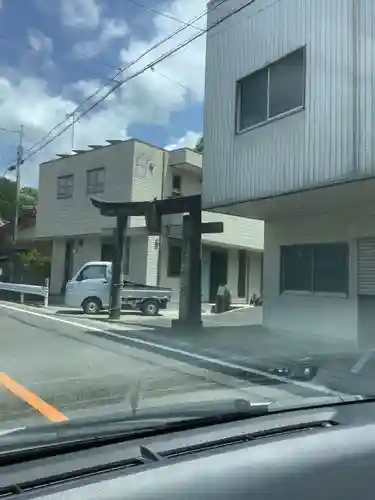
[0,302,311,432]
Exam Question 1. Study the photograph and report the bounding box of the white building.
[36,139,263,303]
[202,0,375,345]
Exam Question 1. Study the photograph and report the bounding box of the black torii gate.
[91,194,223,328]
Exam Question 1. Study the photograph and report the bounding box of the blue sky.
[0,0,206,186]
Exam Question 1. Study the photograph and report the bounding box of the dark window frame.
[86,167,105,195]
[172,173,182,197]
[280,242,349,295]
[57,174,74,199]
[236,47,306,133]
[168,238,182,277]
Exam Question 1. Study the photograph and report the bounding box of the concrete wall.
[261,207,375,342]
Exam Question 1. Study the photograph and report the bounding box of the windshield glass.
[0,0,372,441]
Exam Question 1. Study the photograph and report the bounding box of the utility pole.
[66,112,75,150]
[12,125,24,246]
[109,214,127,320]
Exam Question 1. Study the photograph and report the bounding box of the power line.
[0,125,22,135]
[124,0,204,32]
[24,1,224,157]
[150,67,200,100]
[25,0,265,162]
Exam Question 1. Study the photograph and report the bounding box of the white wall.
[164,169,264,252]
[145,236,159,286]
[50,234,152,295]
[261,207,375,342]
[126,235,149,283]
[202,211,264,251]
[130,142,166,228]
[158,236,180,302]
[73,236,101,273]
[50,236,102,294]
[37,140,167,238]
[203,0,375,208]
[37,141,135,238]
[248,251,263,298]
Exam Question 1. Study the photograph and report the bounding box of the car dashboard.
[2,399,375,499]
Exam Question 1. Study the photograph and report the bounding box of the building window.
[237,47,305,132]
[57,174,74,199]
[101,242,114,262]
[280,243,349,294]
[172,174,181,197]
[87,167,105,194]
[168,238,182,277]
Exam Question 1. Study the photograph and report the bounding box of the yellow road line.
[0,372,68,423]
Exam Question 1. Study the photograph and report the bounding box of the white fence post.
[44,278,49,307]
[20,276,24,304]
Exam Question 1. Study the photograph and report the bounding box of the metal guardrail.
[0,278,49,307]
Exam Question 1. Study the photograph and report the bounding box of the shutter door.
[358,238,375,295]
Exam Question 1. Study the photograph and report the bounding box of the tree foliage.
[0,178,38,222]
[18,248,49,279]
[195,136,203,153]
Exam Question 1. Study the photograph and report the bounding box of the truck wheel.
[141,299,159,316]
[82,297,102,314]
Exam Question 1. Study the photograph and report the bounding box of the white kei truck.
[64,261,172,316]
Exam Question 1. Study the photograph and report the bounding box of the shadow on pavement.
[55,309,164,318]
[80,326,324,397]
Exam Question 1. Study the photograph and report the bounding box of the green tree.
[18,248,50,283]
[195,136,203,153]
[0,178,37,222]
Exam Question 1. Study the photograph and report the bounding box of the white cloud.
[101,18,129,42]
[28,29,53,54]
[0,77,130,186]
[165,130,201,151]
[60,0,101,29]
[70,79,116,102]
[73,18,128,58]
[0,0,207,187]
[119,0,206,122]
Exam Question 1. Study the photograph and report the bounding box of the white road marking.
[0,302,349,397]
[0,426,27,436]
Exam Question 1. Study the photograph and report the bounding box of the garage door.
[358,238,375,295]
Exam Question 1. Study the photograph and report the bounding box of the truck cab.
[64,261,111,314]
